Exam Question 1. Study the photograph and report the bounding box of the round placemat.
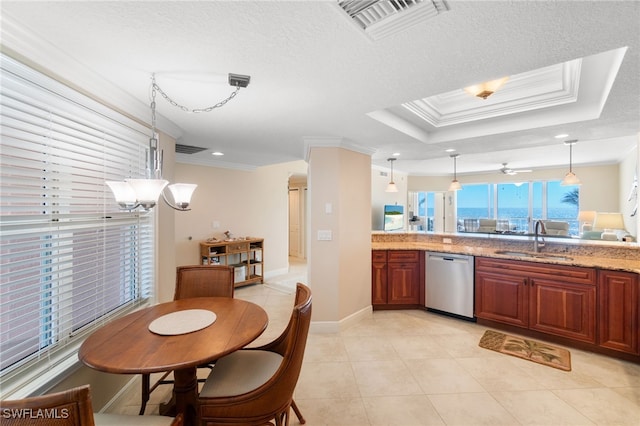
[148,309,216,335]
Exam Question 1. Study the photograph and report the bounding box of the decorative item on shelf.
[464,76,509,99]
[448,154,462,191]
[577,210,596,234]
[593,212,625,241]
[385,157,398,193]
[561,140,581,186]
[224,230,233,240]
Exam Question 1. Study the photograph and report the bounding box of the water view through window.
[415,180,580,236]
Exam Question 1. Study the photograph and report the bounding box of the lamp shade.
[593,212,625,230]
[385,182,398,193]
[448,179,462,191]
[577,210,596,223]
[106,181,138,209]
[168,183,198,209]
[561,171,581,186]
[126,178,168,209]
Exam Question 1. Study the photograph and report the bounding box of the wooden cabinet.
[598,270,639,355]
[475,257,596,343]
[199,238,264,287]
[372,250,423,309]
[474,268,528,327]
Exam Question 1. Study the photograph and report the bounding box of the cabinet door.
[529,278,596,343]
[387,262,420,304]
[598,270,639,354]
[475,270,528,328]
[372,261,388,305]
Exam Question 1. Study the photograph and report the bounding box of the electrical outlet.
[442,237,452,244]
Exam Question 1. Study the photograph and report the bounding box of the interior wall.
[173,160,308,279]
[309,147,371,324]
[619,139,639,237]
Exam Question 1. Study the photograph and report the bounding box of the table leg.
[160,367,197,425]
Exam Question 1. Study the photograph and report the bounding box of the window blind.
[0,54,155,393]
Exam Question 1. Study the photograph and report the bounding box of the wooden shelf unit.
[199,238,264,287]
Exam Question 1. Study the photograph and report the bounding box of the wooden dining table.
[78,297,268,425]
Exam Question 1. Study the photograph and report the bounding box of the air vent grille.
[176,144,208,154]
[337,0,449,40]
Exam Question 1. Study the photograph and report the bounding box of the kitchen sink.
[494,250,573,261]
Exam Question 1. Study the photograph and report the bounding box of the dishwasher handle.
[427,253,471,263]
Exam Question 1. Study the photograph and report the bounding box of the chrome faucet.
[534,220,547,252]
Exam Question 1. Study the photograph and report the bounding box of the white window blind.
[0,54,155,394]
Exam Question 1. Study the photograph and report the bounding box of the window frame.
[0,54,155,397]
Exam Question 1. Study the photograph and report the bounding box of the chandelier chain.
[151,74,241,114]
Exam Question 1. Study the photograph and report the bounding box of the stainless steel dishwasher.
[425,252,475,320]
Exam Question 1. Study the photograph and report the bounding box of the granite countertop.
[371,239,640,274]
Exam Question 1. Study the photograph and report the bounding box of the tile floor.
[110,259,640,425]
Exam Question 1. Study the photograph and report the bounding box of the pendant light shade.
[385,158,398,192]
[464,76,509,99]
[448,154,462,191]
[561,140,581,186]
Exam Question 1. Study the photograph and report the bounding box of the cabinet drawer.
[387,250,420,263]
[475,257,595,285]
[227,242,249,252]
[372,250,387,263]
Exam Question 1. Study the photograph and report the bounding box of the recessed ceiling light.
[392,152,400,157]
[445,148,456,152]
[211,151,224,156]
[555,133,569,139]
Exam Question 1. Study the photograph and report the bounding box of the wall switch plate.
[317,230,332,241]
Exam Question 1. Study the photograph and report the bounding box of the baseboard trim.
[310,305,373,333]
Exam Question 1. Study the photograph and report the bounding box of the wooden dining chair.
[196,283,312,426]
[140,264,235,415]
[0,384,183,426]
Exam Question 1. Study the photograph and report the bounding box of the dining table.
[78,297,268,425]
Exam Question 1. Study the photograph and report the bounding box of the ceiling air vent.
[175,144,208,154]
[337,0,449,40]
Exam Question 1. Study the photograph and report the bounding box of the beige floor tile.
[304,334,350,363]
[553,387,640,425]
[428,392,519,426]
[387,334,452,360]
[351,360,423,397]
[293,397,370,426]
[433,333,503,358]
[611,386,640,405]
[491,389,595,425]
[362,395,445,425]
[295,361,361,399]
[404,358,485,394]
[343,335,400,361]
[456,357,547,391]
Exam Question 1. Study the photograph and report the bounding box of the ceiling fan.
[499,163,533,175]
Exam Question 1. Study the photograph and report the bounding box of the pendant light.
[561,140,581,186]
[448,154,462,191]
[385,158,398,192]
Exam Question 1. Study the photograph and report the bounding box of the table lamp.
[593,212,625,241]
[577,210,596,233]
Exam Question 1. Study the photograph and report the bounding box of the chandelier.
[107,72,250,211]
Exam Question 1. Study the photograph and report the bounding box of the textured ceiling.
[1,1,639,176]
